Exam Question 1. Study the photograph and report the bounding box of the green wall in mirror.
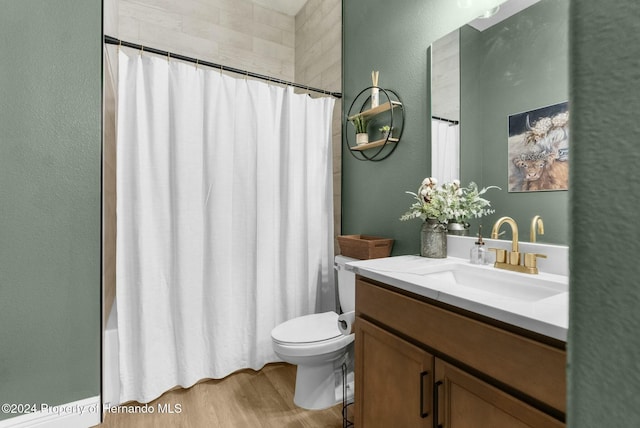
[430,0,569,244]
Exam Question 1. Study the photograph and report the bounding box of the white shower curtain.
[116,49,335,404]
[431,119,460,183]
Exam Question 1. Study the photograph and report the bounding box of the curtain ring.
[245,70,248,81]
[220,65,223,76]
[167,52,170,63]
[140,45,144,56]
[195,59,199,69]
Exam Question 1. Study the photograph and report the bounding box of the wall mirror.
[429,0,569,245]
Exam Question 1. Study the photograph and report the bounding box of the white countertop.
[346,255,569,342]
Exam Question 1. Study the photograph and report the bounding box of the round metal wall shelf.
[344,86,405,162]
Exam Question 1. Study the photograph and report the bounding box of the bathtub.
[103,299,122,406]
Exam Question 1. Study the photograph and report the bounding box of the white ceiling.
[251,0,307,16]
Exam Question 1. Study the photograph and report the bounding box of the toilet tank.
[335,255,357,312]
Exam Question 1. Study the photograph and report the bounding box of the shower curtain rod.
[104,35,342,99]
[432,115,459,125]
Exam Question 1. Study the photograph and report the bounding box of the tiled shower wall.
[104,0,343,317]
[116,0,295,81]
[295,0,342,252]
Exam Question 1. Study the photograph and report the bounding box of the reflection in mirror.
[429,0,569,245]
[431,30,460,183]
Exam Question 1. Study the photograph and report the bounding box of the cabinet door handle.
[420,370,430,418]
[434,380,444,428]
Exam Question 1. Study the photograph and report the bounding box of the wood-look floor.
[95,363,344,428]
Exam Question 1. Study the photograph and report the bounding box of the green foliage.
[400,178,500,224]
[350,115,368,134]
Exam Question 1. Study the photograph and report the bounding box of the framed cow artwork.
[508,102,569,192]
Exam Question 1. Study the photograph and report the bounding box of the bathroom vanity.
[348,251,568,427]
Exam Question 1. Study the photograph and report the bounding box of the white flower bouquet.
[400,177,499,224]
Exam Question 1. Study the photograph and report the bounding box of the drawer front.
[356,278,566,414]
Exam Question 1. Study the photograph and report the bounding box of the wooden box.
[337,235,394,260]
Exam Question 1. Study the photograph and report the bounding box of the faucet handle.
[524,253,547,269]
[508,251,522,266]
[488,248,507,263]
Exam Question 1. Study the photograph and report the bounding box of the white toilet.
[271,255,356,410]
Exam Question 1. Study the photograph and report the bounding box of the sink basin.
[410,263,566,302]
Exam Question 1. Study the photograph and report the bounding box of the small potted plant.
[351,116,369,145]
[379,125,392,139]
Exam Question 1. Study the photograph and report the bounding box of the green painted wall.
[460,0,569,245]
[0,0,102,420]
[568,1,640,426]
[343,0,504,255]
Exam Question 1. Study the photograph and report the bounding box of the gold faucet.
[489,216,546,274]
[491,217,519,251]
[530,215,544,242]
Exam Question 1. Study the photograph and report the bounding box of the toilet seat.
[272,311,341,344]
[271,311,354,358]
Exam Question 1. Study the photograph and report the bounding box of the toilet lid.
[271,312,342,344]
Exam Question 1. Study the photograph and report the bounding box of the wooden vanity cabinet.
[355,318,434,427]
[354,277,566,428]
[434,359,563,428]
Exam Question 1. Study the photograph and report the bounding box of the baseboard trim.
[0,396,101,428]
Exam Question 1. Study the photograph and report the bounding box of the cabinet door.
[355,317,433,428]
[434,359,564,428]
